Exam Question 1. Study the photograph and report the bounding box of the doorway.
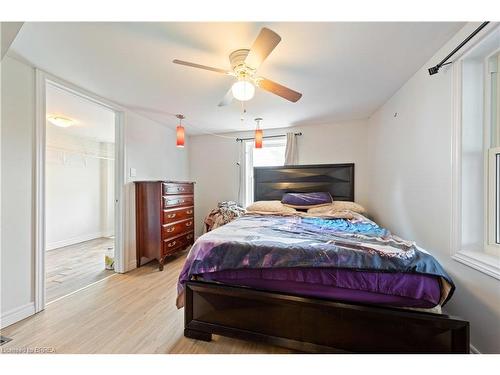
[35,72,125,310]
[44,83,116,302]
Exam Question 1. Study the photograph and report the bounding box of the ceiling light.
[231,79,255,101]
[47,115,75,128]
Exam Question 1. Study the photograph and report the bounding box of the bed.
[178,164,470,353]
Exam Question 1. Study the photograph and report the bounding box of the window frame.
[243,137,286,207]
[451,24,500,280]
[485,49,500,257]
[487,147,500,252]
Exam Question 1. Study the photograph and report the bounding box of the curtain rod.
[236,132,302,142]
[428,21,490,75]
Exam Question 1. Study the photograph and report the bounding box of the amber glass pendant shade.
[254,129,263,149]
[176,125,185,147]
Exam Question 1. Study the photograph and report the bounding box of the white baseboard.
[0,302,35,329]
[46,232,106,251]
[470,344,481,354]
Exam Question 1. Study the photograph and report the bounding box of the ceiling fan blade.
[172,59,231,75]
[218,88,234,107]
[257,78,302,102]
[244,28,282,70]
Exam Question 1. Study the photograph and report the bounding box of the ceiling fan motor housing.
[229,49,250,69]
[229,49,256,80]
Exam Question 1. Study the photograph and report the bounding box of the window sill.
[452,250,500,280]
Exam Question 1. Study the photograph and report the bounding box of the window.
[452,25,500,279]
[487,51,500,252]
[243,138,286,207]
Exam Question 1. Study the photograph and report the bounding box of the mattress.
[200,267,441,308]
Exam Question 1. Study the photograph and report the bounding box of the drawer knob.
[167,227,175,233]
[186,210,193,214]
[187,234,193,239]
[168,241,176,248]
[185,221,192,227]
[167,213,176,219]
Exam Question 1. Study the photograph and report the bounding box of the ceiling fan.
[172,27,302,106]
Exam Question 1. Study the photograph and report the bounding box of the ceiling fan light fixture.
[231,79,255,102]
[173,28,302,106]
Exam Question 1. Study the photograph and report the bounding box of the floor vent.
[0,336,13,346]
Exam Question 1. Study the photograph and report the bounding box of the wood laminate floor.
[46,237,115,303]
[0,253,291,354]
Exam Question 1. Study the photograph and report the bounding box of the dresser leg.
[159,260,164,271]
[137,257,141,268]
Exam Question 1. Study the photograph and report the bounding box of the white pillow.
[246,200,297,214]
[307,201,366,215]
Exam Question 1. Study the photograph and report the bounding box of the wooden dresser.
[135,181,195,271]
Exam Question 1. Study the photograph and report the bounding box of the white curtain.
[237,140,249,206]
[284,132,298,165]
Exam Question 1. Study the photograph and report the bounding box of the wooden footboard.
[184,281,470,353]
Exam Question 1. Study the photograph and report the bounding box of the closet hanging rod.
[47,145,115,161]
[236,132,302,142]
[428,22,490,75]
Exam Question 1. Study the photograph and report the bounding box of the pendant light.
[176,114,185,148]
[254,118,263,149]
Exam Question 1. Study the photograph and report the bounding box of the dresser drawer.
[163,183,194,195]
[163,194,194,208]
[163,206,194,224]
[162,218,194,239]
[162,231,194,255]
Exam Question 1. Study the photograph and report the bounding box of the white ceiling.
[46,83,115,143]
[11,22,464,134]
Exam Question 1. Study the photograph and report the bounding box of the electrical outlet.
[129,168,137,177]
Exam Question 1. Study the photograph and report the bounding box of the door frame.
[34,69,126,312]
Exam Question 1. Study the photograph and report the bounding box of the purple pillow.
[281,192,333,209]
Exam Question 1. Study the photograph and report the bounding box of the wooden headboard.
[253,163,355,202]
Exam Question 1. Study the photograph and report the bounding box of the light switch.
[130,168,137,177]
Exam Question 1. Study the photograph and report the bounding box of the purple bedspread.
[177,213,454,308]
[200,267,441,308]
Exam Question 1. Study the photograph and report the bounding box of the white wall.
[46,154,102,248]
[188,120,369,237]
[365,23,500,353]
[123,111,189,270]
[45,151,105,250]
[1,56,36,324]
[45,128,115,250]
